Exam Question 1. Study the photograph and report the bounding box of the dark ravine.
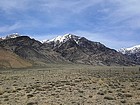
[0,33,139,68]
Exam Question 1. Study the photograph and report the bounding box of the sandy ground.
[0,64,140,105]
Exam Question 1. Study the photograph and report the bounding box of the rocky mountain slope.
[0,34,67,67]
[119,45,140,63]
[44,34,136,66]
[0,33,138,67]
[0,33,20,40]
[0,47,32,68]
[119,45,140,54]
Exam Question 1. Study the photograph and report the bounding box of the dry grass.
[0,64,140,105]
[0,86,4,95]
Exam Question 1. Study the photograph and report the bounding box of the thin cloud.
[105,0,140,27]
[0,23,22,33]
[41,0,104,13]
[0,0,29,14]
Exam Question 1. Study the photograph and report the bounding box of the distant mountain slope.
[119,45,140,54]
[0,47,32,69]
[0,33,138,66]
[44,34,136,66]
[0,33,20,41]
[0,35,67,66]
[119,45,140,63]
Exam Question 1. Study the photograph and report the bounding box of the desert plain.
[0,64,140,105]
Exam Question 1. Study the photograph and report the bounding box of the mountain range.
[119,45,140,63]
[0,33,139,68]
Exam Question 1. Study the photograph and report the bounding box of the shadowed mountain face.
[0,34,138,67]
[127,53,140,63]
[0,47,32,69]
[0,36,67,66]
[44,34,136,66]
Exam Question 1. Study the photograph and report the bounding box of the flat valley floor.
[0,64,140,105]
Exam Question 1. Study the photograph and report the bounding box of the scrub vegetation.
[0,64,140,105]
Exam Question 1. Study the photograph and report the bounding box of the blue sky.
[0,0,140,49]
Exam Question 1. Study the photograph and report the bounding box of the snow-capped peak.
[44,33,81,44]
[119,45,140,54]
[6,33,20,39]
[0,33,20,41]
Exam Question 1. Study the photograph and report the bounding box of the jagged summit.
[0,33,20,41]
[119,45,140,54]
[6,33,20,39]
[44,33,81,44]
[119,45,140,63]
[41,33,136,66]
[0,33,138,66]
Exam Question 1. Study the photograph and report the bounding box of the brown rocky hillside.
[0,47,32,69]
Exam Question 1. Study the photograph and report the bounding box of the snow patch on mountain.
[0,33,20,40]
[44,33,81,44]
[6,33,20,39]
[119,45,140,54]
